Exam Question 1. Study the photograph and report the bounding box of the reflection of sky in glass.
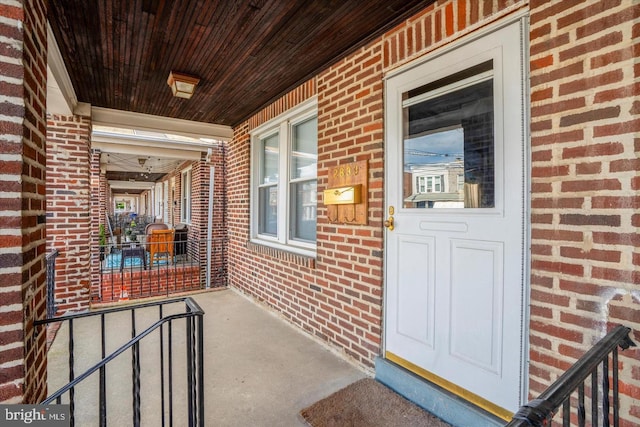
[262,134,279,183]
[404,127,463,171]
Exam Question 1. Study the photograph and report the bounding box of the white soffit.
[47,23,78,115]
[92,107,234,142]
[108,180,156,190]
[92,134,210,158]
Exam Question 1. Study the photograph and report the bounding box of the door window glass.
[403,61,494,209]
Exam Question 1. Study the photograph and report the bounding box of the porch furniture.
[120,246,146,271]
[145,222,168,235]
[148,229,175,265]
[174,223,188,261]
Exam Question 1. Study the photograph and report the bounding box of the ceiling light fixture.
[167,71,200,99]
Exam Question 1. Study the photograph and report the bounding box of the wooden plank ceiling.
[48,0,434,127]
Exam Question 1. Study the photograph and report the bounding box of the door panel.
[384,19,527,416]
[395,235,436,348]
[449,239,503,374]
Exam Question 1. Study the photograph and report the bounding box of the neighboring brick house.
[1,1,638,426]
[227,0,640,425]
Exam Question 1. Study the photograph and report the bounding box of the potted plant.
[99,224,107,261]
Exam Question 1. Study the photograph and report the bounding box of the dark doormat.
[300,378,452,427]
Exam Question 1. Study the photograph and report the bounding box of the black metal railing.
[506,325,635,427]
[36,297,205,427]
[99,237,226,302]
[46,249,60,318]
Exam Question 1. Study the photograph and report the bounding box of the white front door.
[384,19,528,417]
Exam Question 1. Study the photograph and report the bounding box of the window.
[251,99,317,255]
[181,168,192,223]
[416,175,444,193]
[403,61,495,209]
[155,184,163,218]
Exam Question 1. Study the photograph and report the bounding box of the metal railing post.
[46,249,60,318]
[36,297,204,427]
[506,326,635,427]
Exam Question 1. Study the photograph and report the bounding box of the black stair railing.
[506,325,635,427]
[35,297,205,427]
[46,249,60,318]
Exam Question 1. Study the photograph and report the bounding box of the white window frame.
[250,97,318,257]
[181,167,192,224]
[154,184,163,219]
[416,174,444,193]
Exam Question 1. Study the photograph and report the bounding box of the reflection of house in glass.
[403,161,465,208]
[402,73,496,210]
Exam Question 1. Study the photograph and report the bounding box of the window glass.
[181,169,192,222]
[258,134,279,235]
[258,186,277,236]
[252,104,317,251]
[291,117,317,179]
[403,64,494,209]
[290,181,317,242]
[261,134,279,184]
[290,117,317,242]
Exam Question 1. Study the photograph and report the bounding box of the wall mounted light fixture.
[167,71,200,99]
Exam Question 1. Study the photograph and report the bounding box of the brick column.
[0,0,48,403]
[529,0,640,423]
[46,115,92,313]
[89,149,104,300]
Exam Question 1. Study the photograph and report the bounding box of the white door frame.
[382,14,530,418]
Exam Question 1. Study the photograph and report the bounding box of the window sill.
[247,240,316,268]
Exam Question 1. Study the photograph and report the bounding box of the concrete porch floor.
[47,288,366,426]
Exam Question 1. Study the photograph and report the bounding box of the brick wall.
[46,115,92,314]
[132,146,226,291]
[382,0,525,71]
[528,0,639,424]
[227,0,526,371]
[99,266,201,303]
[0,0,48,403]
[89,149,105,300]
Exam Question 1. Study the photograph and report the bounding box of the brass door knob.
[384,216,394,231]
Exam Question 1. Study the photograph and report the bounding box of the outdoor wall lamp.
[167,71,200,99]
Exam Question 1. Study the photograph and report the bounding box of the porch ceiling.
[47,0,434,127]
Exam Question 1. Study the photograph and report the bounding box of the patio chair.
[148,229,175,265]
[145,222,168,235]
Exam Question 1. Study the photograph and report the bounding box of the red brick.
[592,232,640,247]
[531,259,584,277]
[559,70,624,97]
[592,267,639,284]
[531,165,570,177]
[575,162,601,175]
[560,106,620,127]
[594,118,640,138]
[562,142,625,159]
[560,179,620,192]
[591,196,640,210]
[531,320,584,344]
[559,31,623,62]
[557,0,621,30]
[591,48,635,70]
[531,228,583,242]
[531,288,570,307]
[530,0,583,26]
[610,158,640,172]
[560,214,620,227]
[559,246,621,263]
[530,61,583,87]
[531,129,584,146]
[576,6,640,39]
